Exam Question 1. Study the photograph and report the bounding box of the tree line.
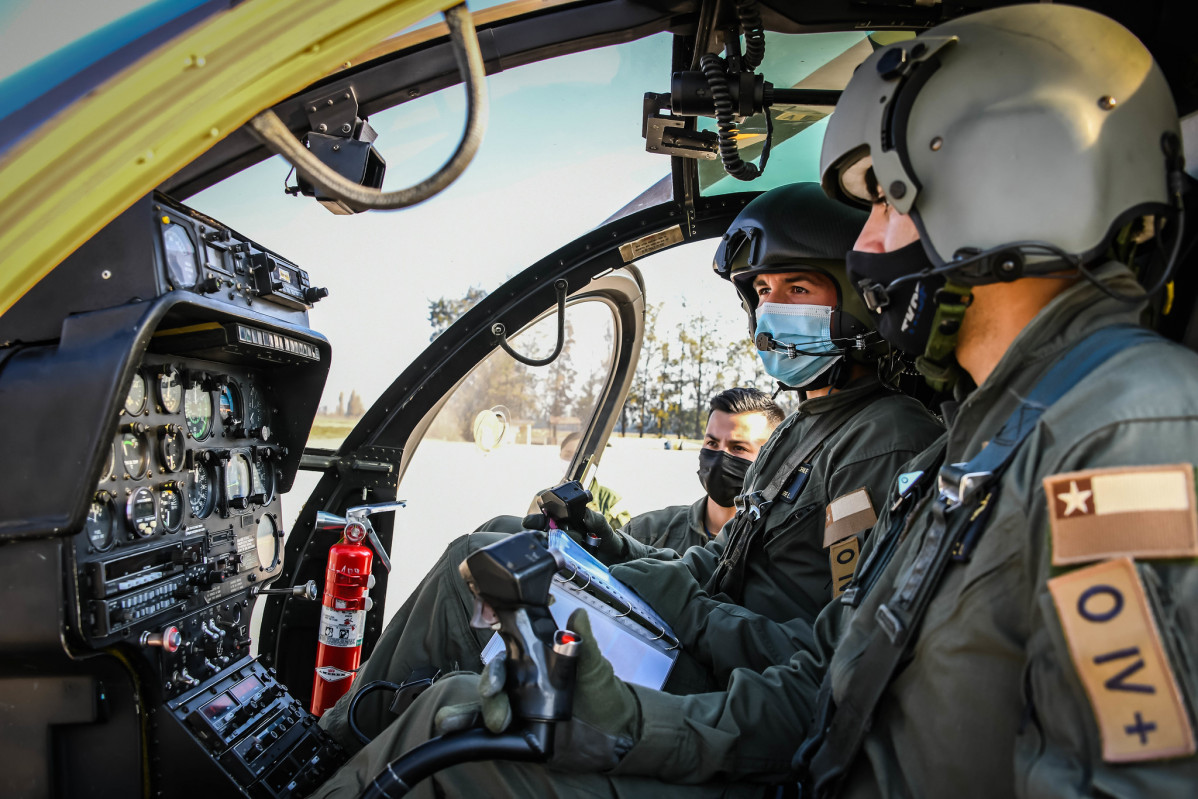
[426,288,774,442]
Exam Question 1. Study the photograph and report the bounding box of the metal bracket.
[643,93,718,160]
[303,87,365,139]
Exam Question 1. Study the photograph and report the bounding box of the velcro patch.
[1044,464,1198,565]
[824,488,877,548]
[829,536,861,599]
[1047,557,1195,763]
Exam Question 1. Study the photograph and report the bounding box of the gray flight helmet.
[820,4,1181,277]
[713,182,872,342]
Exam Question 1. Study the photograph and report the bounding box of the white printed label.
[318,605,365,648]
[315,666,355,683]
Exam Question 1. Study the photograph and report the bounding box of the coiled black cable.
[701,52,771,181]
[736,0,765,71]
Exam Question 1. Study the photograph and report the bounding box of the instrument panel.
[74,351,288,691]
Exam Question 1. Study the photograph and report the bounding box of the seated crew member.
[314,183,944,777]
[622,387,785,551]
[312,6,1198,798]
[557,431,633,530]
[319,386,783,747]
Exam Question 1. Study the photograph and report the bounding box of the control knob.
[140,626,183,652]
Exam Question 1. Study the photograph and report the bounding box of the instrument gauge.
[225,453,251,507]
[251,459,276,506]
[119,430,149,479]
[184,382,213,440]
[157,367,183,413]
[255,514,280,571]
[158,483,184,533]
[126,486,158,537]
[245,383,272,440]
[124,372,147,416]
[188,462,216,519]
[219,382,243,433]
[159,425,185,472]
[162,222,198,289]
[84,492,116,551]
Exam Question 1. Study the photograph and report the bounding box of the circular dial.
[219,382,242,432]
[162,223,198,288]
[119,431,149,479]
[245,383,272,440]
[256,514,280,571]
[188,462,216,519]
[159,426,185,472]
[124,373,147,416]
[158,483,184,533]
[126,486,158,537]
[157,367,183,414]
[184,382,213,440]
[251,459,275,505]
[225,453,251,506]
[84,492,115,551]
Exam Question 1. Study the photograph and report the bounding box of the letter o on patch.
[1077,584,1124,623]
[836,547,856,565]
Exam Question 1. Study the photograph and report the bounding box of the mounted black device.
[642,0,839,180]
[288,87,387,215]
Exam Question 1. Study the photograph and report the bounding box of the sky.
[188,31,739,417]
[0,2,863,424]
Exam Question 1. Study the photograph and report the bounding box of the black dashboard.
[0,193,348,797]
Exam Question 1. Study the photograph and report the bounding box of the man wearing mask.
[313,6,1198,798]
[623,387,785,552]
[314,184,943,777]
[320,385,782,746]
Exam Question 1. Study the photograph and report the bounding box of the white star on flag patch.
[1044,464,1198,565]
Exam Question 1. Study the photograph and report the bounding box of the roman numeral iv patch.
[1048,557,1195,762]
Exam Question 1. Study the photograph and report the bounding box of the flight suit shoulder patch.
[829,536,861,599]
[1047,557,1195,763]
[1044,464,1198,566]
[823,487,876,548]
[825,489,873,599]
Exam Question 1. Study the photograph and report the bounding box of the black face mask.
[845,240,942,356]
[697,448,753,507]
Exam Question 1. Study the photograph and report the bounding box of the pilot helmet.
[820,4,1182,281]
[713,183,879,388]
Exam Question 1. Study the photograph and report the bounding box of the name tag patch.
[1047,557,1195,762]
[1044,464,1198,565]
[829,535,861,599]
[824,488,877,548]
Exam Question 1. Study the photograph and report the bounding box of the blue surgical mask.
[754,302,840,387]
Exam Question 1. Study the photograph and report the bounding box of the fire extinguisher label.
[318,605,365,648]
[315,666,355,683]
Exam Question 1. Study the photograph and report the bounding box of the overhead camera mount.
[642,0,839,180]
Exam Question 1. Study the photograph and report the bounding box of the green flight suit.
[316,378,942,787]
[319,500,708,749]
[621,498,709,552]
[313,265,1198,798]
[613,377,943,686]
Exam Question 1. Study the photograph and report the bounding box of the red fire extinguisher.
[310,502,400,716]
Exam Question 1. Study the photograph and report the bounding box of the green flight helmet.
[820,4,1182,282]
[713,183,875,357]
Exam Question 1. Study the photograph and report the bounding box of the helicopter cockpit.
[1,1,1195,797]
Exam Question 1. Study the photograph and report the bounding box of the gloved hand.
[522,507,631,565]
[431,610,640,773]
[551,608,640,771]
[610,557,703,628]
[433,655,511,735]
